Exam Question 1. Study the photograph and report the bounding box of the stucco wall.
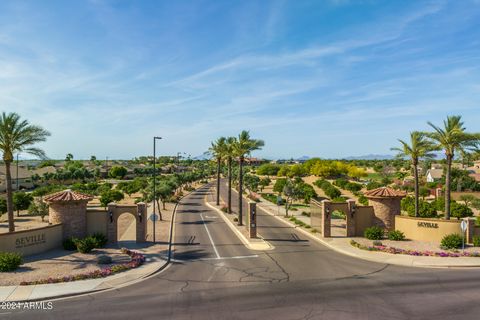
[0,224,62,256]
[395,216,463,243]
[86,208,108,236]
[354,206,374,236]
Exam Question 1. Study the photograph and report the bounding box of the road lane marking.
[167,255,259,262]
[200,213,221,259]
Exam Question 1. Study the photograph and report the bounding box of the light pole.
[153,136,162,243]
[16,154,19,191]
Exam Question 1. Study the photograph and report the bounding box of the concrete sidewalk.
[255,196,480,269]
[0,253,167,302]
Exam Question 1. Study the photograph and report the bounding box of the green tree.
[232,131,264,225]
[244,174,261,192]
[459,194,476,207]
[65,153,73,161]
[100,190,124,207]
[90,155,97,162]
[225,137,236,214]
[13,192,34,216]
[209,137,228,206]
[391,131,436,217]
[109,166,128,179]
[0,112,50,232]
[259,177,271,192]
[273,178,287,195]
[0,198,7,217]
[427,116,480,219]
[28,199,49,222]
[450,202,474,219]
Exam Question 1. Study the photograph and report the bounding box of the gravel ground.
[354,236,479,253]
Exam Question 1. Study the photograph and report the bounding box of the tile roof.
[364,187,406,198]
[43,189,93,203]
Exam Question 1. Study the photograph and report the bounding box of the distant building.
[426,168,443,183]
[0,165,33,191]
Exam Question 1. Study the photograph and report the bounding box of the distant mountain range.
[341,154,396,160]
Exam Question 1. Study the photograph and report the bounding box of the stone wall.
[49,201,88,239]
[369,198,401,231]
[0,224,63,256]
[395,216,465,243]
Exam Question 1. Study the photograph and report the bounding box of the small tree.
[0,198,7,217]
[109,166,128,179]
[28,200,49,222]
[273,178,287,195]
[460,194,476,207]
[259,177,271,192]
[13,192,33,216]
[100,190,124,207]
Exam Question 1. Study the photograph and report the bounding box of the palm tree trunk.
[228,157,232,214]
[216,158,221,206]
[238,157,243,226]
[445,154,452,220]
[5,161,15,232]
[156,199,163,221]
[413,160,419,217]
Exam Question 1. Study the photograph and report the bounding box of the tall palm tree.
[427,115,480,219]
[232,131,264,226]
[209,137,227,206]
[225,137,236,214]
[0,112,50,232]
[391,132,436,217]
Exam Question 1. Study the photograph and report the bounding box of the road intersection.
[7,183,480,319]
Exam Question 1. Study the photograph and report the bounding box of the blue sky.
[2,0,480,160]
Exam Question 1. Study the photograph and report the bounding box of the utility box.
[248,202,257,238]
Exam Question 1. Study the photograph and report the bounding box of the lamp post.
[16,154,19,191]
[153,136,162,243]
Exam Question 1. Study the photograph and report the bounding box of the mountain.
[342,154,396,160]
[193,152,211,160]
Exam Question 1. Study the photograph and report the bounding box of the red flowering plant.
[20,248,146,286]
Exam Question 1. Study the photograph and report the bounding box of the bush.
[450,202,473,219]
[473,235,480,247]
[372,240,383,246]
[63,237,78,251]
[0,252,23,272]
[388,230,405,241]
[233,217,238,222]
[440,233,463,250]
[75,237,97,254]
[92,233,108,248]
[97,255,113,265]
[358,195,369,206]
[364,226,384,240]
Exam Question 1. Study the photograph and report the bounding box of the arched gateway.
[44,189,148,243]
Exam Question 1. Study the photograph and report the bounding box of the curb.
[204,191,273,251]
[256,201,480,269]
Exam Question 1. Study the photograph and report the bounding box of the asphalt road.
[7,182,480,320]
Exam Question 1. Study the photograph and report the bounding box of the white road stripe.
[200,213,221,259]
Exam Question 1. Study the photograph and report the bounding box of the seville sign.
[417,222,439,229]
[15,233,46,248]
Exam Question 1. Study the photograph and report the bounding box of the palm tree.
[209,137,227,206]
[225,137,236,214]
[391,132,436,217]
[232,131,264,226]
[0,112,50,232]
[427,116,480,219]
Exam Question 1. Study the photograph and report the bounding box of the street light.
[153,136,162,243]
[16,154,19,191]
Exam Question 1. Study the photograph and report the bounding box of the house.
[0,165,34,192]
[426,168,443,183]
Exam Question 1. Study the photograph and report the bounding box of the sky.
[1,0,480,160]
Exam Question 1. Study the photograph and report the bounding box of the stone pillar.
[369,198,401,231]
[107,203,117,243]
[465,218,475,244]
[48,201,88,239]
[247,202,257,239]
[321,200,331,238]
[346,199,356,237]
[136,203,147,243]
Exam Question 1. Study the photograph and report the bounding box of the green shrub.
[473,235,480,247]
[372,240,383,246]
[91,233,108,248]
[0,252,23,272]
[233,217,238,222]
[97,255,113,265]
[440,233,463,250]
[358,195,369,206]
[364,226,384,240]
[388,230,405,241]
[75,237,96,254]
[63,237,78,251]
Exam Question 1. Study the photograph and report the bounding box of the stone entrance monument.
[364,187,406,231]
[44,189,93,240]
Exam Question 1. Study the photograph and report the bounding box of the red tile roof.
[364,187,406,198]
[43,189,93,203]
